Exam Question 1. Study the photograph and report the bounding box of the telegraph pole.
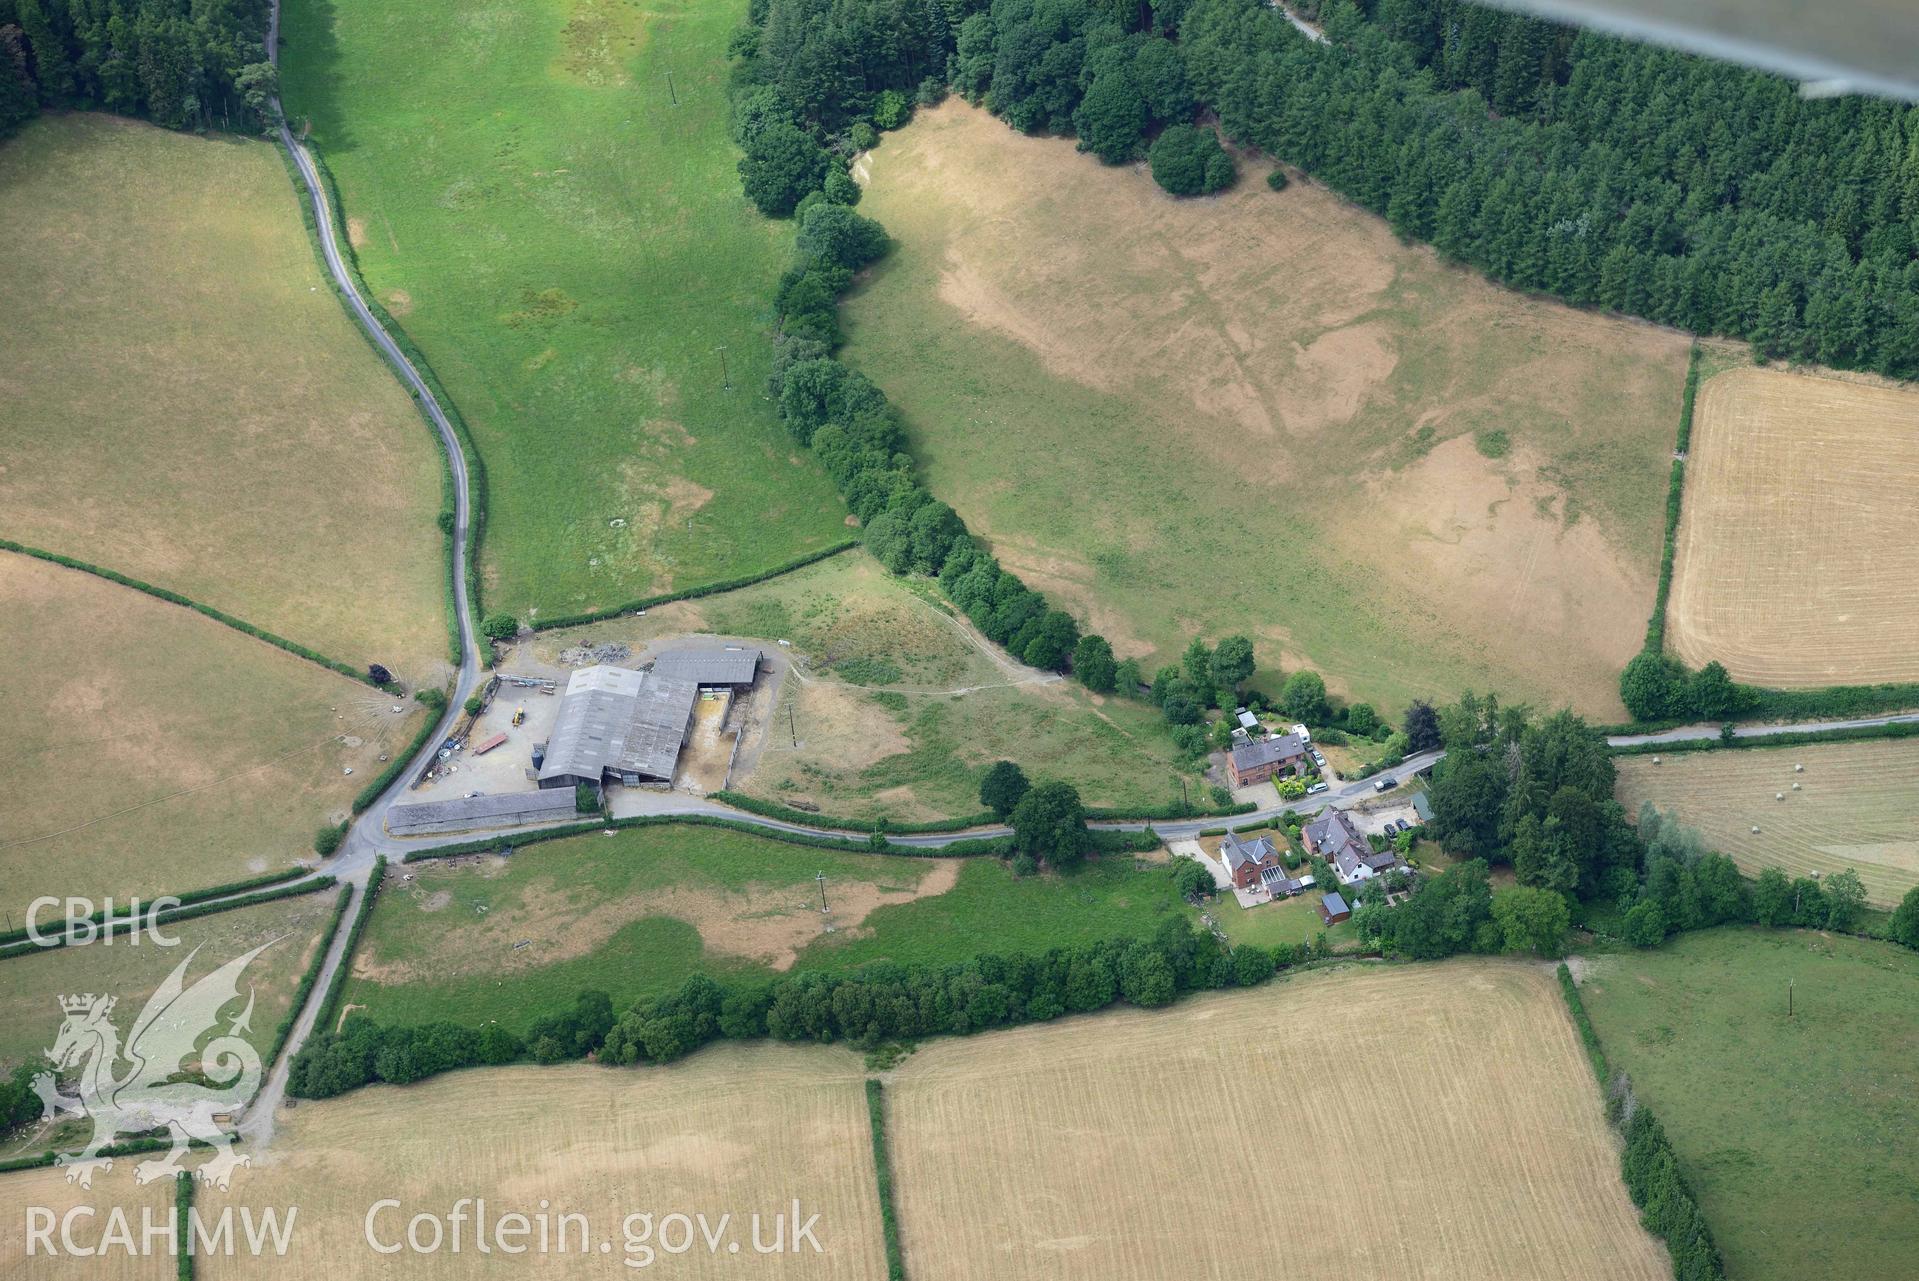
[666,69,678,106]
[715,344,731,391]
[816,871,828,913]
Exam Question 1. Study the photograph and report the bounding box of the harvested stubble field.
[1667,364,1919,687]
[0,553,426,917]
[884,961,1667,1281]
[280,0,849,623]
[524,553,1195,820]
[0,113,446,676]
[0,1163,172,1280]
[1614,738,1919,905]
[1579,929,1919,1281]
[0,890,335,1148]
[345,823,1184,1031]
[845,102,1690,719]
[199,1050,885,1279]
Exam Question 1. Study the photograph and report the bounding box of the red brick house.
[1227,733,1309,787]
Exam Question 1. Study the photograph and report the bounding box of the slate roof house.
[1303,808,1405,886]
[1218,832,1312,898]
[1227,733,1309,787]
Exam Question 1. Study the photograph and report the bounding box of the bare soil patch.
[1667,365,1919,686]
[888,961,1668,1281]
[847,102,1688,716]
[358,850,959,982]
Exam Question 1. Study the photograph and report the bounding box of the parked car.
[1311,750,1327,766]
[1374,777,1397,793]
[1307,781,1329,794]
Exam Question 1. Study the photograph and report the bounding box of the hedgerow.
[0,538,374,684]
[0,867,312,953]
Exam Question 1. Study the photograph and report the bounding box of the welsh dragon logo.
[34,941,276,1190]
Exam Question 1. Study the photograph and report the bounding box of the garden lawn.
[1578,928,1919,1281]
[279,0,849,623]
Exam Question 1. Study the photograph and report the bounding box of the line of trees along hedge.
[287,912,1337,1098]
[0,0,277,139]
[1556,965,1725,1281]
[1407,689,1884,949]
[0,874,335,959]
[864,1080,907,1281]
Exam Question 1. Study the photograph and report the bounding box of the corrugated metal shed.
[386,789,579,835]
[537,664,697,785]
[651,647,761,687]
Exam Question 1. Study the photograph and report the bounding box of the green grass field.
[0,113,447,676]
[0,552,427,920]
[279,0,849,623]
[845,103,1690,718]
[1578,929,1919,1281]
[525,552,1200,819]
[344,824,1187,1031]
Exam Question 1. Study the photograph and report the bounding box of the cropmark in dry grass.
[846,102,1691,718]
[1667,364,1919,687]
[198,1049,886,1279]
[885,961,1668,1281]
[0,113,447,677]
[0,553,426,918]
[1615,737,1919,906]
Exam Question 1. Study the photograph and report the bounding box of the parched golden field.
[846,102,1690,717]
[199,1049,886,1279]
[0,553,427,917]
[0,1163,173,1280]
[1667,365,1919,687]
[885,962,1667,1281]
[0,887,337,1081]
[1615,739,1919,905]
[0,113,446,677]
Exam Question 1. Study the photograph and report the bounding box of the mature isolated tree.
[979,760,1031,819]
[1752,866,1793,927]
[1148,123,1235,197]
[1492,885,1570,957]
[1011,781,1089,867]
[1209,635,1256,695]
[1073,67,1148,163]
[1619,650,1690,722]
[739,121,830,216]
[1181,637,1213,690]
[795,203,889,270]
[1402,699,1442,753]
[1278,670,1328,722]
[1889,886,1919,950]
[1822,869,1867,932]
[1072,634,1118,693]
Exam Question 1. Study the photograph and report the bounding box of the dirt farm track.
[1667,365,1919,687]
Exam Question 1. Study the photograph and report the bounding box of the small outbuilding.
[1319,892,1351,926]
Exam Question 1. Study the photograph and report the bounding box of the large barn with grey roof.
[533,648,763,793]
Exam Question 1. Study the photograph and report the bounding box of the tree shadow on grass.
[278,0,357,155]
